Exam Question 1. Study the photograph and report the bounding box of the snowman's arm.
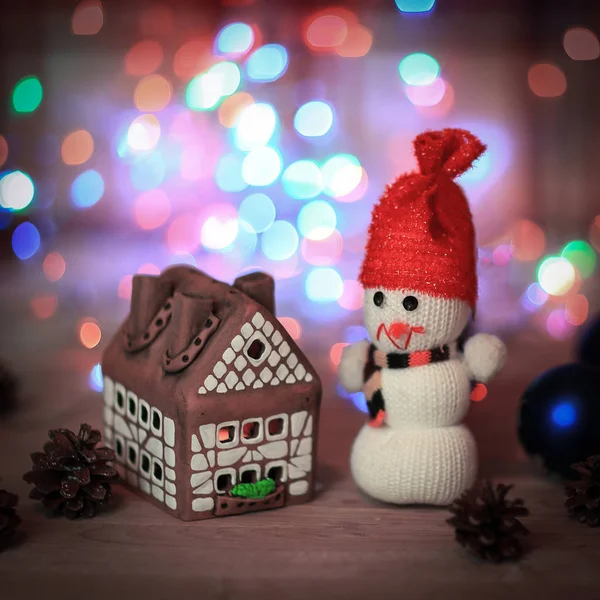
[338,340,370,393]
[462,333,507,383]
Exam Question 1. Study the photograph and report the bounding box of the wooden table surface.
[0,287,598,600]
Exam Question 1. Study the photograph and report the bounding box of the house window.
[266,414,288,440]
[265,461,287,483]
[127,442,138,469]
[217,473,233,490]
[140,451,151,477]
[139,401,150,428]
[267,465,284,484]
[114,383,126,415]
[247,339,265,361]
[114,435,125,460]
[151,407,162,436]
[243,331,272,367]
[152,458,164,485]
[127,392,138,420]
[268,419,284,436]
[241,419,262,443]
[214,468,236,493]
[241,471,256,483]
[240,466,260,483]
[216,421,238,449]
[219,426,235,443]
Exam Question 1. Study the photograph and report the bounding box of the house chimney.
[233,272,275,316]
[167,292,214,357]
[128,275,174,338]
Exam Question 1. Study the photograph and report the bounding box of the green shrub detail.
[230,477,276,499]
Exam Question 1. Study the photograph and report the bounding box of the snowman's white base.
[350,424,477,506]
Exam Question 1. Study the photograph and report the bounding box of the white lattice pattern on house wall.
[102,376,177,510]
[190,409,313,512]
[198,311,314,395]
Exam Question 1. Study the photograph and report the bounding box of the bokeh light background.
[1,1,599,411]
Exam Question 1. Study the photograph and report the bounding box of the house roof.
[123,266,272,371]
[102,265,319,411]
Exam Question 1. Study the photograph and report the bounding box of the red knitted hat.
[359,128,485,309]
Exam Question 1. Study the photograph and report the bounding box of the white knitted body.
[382,358,471,428]
[350,423,477,505]
[340,286,505,506]
[350,357,476,505]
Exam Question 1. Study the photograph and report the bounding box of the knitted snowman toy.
[339,128,507,506]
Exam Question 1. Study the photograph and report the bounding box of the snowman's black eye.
[402,296,418,311]
[373,291,385,307]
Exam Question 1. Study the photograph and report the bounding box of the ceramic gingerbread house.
[101,265,321,520]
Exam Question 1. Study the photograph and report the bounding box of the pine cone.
[565,455,600,526]
[0,359,18,413]
[23,424,118,519]
[0,489,21,552]
[447,480,530,562]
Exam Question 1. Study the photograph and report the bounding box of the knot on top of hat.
[414,128,486,180]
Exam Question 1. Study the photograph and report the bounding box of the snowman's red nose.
[389,321,410,339]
